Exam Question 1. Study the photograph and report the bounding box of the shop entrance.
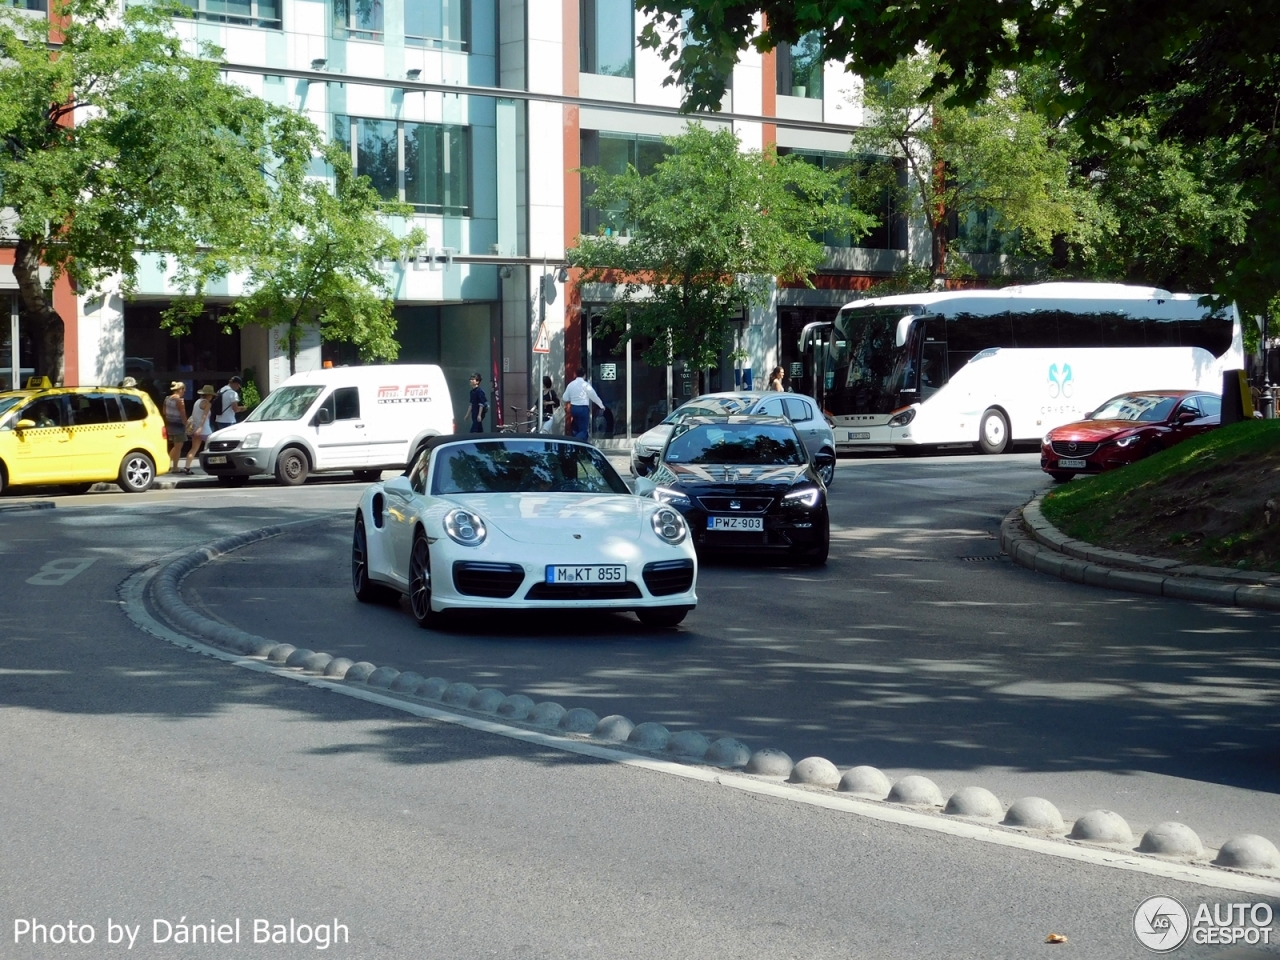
[581,307,673,440]
[2,294,39,392]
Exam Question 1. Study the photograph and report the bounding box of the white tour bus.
[821,282,1243,454]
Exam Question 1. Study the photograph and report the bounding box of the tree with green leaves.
[851,54,1095,280]
[639,0,1278,313]
[167,146,422,374]
[0,0,318,383]
[568,124,873,390]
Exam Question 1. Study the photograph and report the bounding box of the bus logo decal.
[1048,363,1074,398]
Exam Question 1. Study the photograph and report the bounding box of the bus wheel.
[978,408,1009,455]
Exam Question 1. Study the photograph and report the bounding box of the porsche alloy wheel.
[409,531,434,628]
[352,515,396,604]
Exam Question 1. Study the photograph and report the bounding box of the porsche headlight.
[1114,434,1141,448]
[781,485,821,508]
[240,433,261,451]
[443,508,487,546]
[651,507,688,545]
[654,486,692,507]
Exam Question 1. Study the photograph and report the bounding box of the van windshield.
[245,385,324,422]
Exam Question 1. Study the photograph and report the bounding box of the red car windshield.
[1090,395,1179,422]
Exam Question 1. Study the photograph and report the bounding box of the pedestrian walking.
[539,375,560,434]
[182,385,215,474]
[213,376,244,430]
[768,366,786,391]
[467,374,488,433]
[562,367,605,441]
[164,381,188,474]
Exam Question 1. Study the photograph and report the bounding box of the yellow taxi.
[0,383,170,494]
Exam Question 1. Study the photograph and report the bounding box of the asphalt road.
[176,454,1280,851]
[0,464,1277,958]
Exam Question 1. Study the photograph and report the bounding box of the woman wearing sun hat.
[164,381,188,474]
[182,384,216,474]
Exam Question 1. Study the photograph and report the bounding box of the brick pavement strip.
[1002,497,1280,610]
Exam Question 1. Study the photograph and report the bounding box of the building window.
[405,0,469,50]
[334,0,383,40]
[168,0,281,28]
[579,130,666,236]
[335,116,472,215]
[406,123,471,216]
[3,0,48,10]
[776,32,823,99]
[778,149,908,250]
[579,0,634,78]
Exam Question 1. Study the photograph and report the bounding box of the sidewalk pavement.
[1002,497,1280,610]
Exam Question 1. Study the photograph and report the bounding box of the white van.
[198,365,453,486]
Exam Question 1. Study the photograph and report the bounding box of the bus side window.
[1011,311,1058,348]
[945,311,1011,379]
[919,317,948,398]
[1100,312,1146,347]
[1180,313,1234,358]
[1057,311,1104,348]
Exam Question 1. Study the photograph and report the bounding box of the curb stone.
[139,518,1280,890]
[1001,497,1280,610]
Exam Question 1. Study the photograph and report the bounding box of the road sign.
[532,323,550,354]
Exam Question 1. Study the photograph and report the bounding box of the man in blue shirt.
[467,374,488,432]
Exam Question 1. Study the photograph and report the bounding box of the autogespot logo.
[1134,896,1190,952]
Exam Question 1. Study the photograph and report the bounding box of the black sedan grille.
[643,560,695,596]
[696,496,773,513]
[524,582,642,601]
[1050,440,1100,457]
[207,440,240,452]
[452,562,526,598]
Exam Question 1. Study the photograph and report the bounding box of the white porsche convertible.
[351,435,698,628]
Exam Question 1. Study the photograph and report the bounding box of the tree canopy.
[640,0,1279,312]
[851,55,1093,279]
[167,146,422,374]
[569,124,872,386]
[0,0,319,382]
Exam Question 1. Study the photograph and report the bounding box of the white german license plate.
[847,431,871,440]
[545,564,626,584]
[1057,458,1087,469]
[708,516,764,531]
[206,455,227,464]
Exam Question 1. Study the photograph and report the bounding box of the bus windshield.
[824,309,916,416]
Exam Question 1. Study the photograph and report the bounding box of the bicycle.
[499,406,542,434]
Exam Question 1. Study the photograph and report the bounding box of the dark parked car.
[1041,390,1221,482]
[636,415,831,564]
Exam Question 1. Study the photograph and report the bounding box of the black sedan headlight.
[654,485,692,507]
[780,485,822,508]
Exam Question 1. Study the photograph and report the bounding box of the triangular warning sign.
[532,322,550,354]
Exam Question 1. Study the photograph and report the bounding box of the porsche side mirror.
[384,475,413,494]
[15,419,35,431]
[633,477,656,496]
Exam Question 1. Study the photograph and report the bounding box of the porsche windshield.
[431,441,630,495]
[1090,395,1179,422]
[664,423,806,465]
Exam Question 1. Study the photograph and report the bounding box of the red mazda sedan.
[1041,390,1222,482]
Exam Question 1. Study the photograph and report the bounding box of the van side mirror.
[315,407,333,425]
[15,419,35,431]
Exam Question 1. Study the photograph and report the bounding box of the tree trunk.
[288,314,298,375]
[13,239,65,385]
[930,222,948,279]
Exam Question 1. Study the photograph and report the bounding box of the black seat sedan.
[636,415,830,565]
